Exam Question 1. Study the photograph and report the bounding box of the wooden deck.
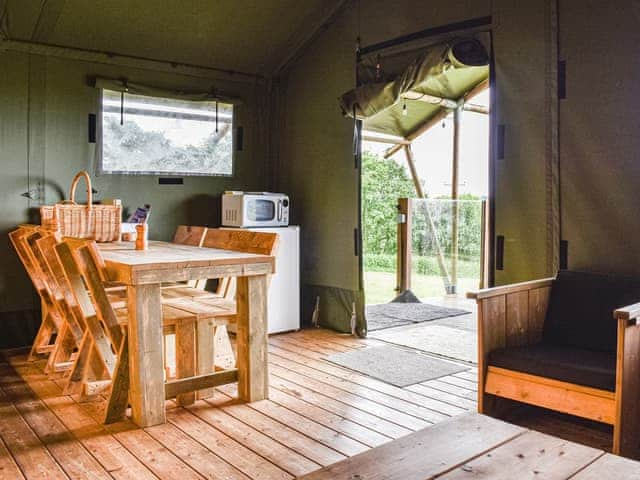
[0,327,613,479]
[300,413,637,480]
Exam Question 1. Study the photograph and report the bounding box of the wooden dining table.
[98,240,275,427]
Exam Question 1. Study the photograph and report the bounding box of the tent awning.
[339,38,489,138]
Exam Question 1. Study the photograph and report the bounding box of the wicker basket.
[40,171,122,242]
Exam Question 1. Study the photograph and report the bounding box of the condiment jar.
[135,224,148,250]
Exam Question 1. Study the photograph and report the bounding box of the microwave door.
[245,198,276,226]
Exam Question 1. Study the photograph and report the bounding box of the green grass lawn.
[364,270,480,304]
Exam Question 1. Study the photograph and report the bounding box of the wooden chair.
[469,270,640,458]
[11,225,121,371]
[9,226,66,361]
[173,225,207,247]
[34,232,203,398]
[26,226,208,373]
[54,240,183,418]
[185,228,280,395]
[75,224,233,399]
[170,225,209,291]
[26,230,85,374]
[57,239,239,421]
[202,228,280,303]
[33,233,123,397]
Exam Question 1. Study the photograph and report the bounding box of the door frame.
[356,18,498,314]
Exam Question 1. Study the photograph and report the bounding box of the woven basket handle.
[69,171,93,209]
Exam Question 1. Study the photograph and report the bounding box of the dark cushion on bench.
[543,270,640,353]
[489,344,617,391]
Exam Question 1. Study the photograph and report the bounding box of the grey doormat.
[327,345,469,387]
[366,302,469,332]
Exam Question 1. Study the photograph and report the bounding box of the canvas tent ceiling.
[0,0,345,75]
[340,38,489,138]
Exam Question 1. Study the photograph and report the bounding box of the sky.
[363,89,490,198]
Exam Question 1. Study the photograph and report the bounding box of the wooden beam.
[165,369,238,399]
[464,103,489,115]
[385,79,490,158]
[485,366,616,425]
[467,277,555,300]
[464,78,490,102]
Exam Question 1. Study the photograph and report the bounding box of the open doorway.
[354,35,492,366]
[363,86,490,302]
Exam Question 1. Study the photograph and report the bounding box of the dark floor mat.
[327,345,468,387]
[366,302,469,332]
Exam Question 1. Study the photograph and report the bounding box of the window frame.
[96,89,236,178]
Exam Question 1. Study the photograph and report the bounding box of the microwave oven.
[221,192,289,227]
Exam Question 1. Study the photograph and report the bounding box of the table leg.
[127,283,166,426]
[236,274,269,402]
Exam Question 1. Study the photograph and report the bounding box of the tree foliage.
[362,150,483,273]
[412,193,483,262]
[103,116,232,174]
[362,151,415,255]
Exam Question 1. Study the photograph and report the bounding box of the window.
[99,90,233,176]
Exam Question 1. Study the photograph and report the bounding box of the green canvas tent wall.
[273,0,559,334]
[2,0,640,346]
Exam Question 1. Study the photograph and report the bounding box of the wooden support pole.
[450,106,462,295]
[403,145,424,198]
[397,198,412,292]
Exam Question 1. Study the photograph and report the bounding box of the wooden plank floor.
[0,328,612,479]
[0,328,479,480]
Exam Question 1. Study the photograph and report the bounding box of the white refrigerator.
[227,226,300,334]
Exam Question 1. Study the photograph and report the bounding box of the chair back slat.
[173,226,207,247]
[204,229,279,301]
[34,234,88,341]
[74,242,124,348]
[9,227,48,293]
[202,229,279,256]
[54,242,100,319]
[11,228,68,328]
[55,241,120,374]
[27,231,62,299]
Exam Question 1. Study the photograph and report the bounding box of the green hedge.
[364,253,480,278]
